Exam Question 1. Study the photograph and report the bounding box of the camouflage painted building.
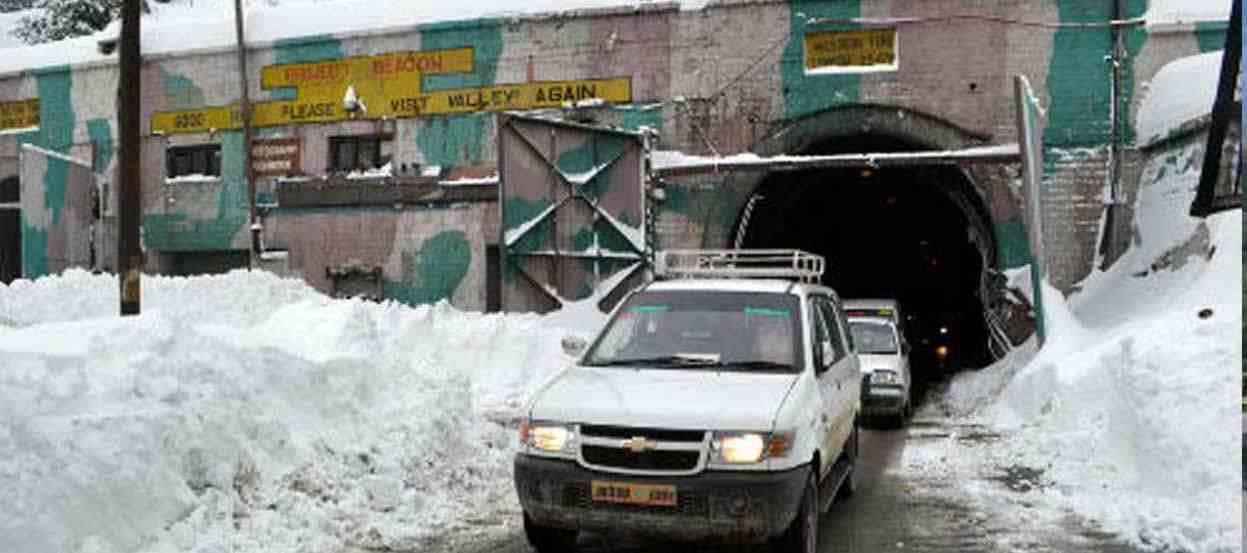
[0,0,1231,320]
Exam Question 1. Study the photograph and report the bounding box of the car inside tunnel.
[735,134,996,390]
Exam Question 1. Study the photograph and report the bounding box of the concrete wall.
[0,0,1229,305]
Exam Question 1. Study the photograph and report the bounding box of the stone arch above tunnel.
[753,104,992,158]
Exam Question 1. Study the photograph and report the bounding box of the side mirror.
[562,334,589,358]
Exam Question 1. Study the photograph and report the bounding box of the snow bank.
[943,156,1241,552]
[942,49,1241,550]
[1136,51,1224,148]
[0,270,607,553]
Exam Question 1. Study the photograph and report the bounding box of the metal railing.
[656,249,825,283]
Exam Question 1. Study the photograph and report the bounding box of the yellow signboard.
[151,104,241,135]
[152,45,633,135]
[0,99,39,131]
[804,28,896,71]
[261,47,473,89]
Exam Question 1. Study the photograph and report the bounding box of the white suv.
[846,310,912,427]
[513,250,863,553]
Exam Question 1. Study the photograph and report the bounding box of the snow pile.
[1135,51,1224,148]
[0,270,608,553]
[941,153,1240,552]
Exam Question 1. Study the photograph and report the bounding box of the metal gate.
[497,114,649,313]
[19,144,96,278]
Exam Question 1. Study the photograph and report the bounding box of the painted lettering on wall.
[804,28,897,71]
[151,45,632,134]
[0,99,39,131]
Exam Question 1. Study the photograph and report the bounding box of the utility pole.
[118,0,141,316]
[234,0,259,268]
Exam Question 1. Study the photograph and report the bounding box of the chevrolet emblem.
[622,436,657,453]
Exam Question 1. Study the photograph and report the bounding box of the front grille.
[582,445,700,472]
[562,482,709,517]
[580,424,705,442]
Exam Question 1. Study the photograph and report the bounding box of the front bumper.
[864,385,906,415]
[514,454,808,544]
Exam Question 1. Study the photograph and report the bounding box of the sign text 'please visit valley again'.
[152,47,631,135]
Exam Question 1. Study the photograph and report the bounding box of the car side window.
[833,301,856,353]
[816,298,848,363]
[809,298,829,369]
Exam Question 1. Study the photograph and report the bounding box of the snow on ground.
[934,107,1241,553]
[0,270,608,553]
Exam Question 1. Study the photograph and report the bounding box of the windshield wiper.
[586,355,721,367]
[715,360,798,371]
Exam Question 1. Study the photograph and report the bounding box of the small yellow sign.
[804,28,896,71]
[151,104,241,135]
[0,99,39,131]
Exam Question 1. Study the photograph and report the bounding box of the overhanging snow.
[651,143,1021,177]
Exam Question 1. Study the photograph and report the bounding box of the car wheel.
[524,512,577,553]
[773,469,818,553]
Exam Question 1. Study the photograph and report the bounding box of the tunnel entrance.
[735,133,996,385]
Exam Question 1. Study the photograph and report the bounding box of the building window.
[167,144,221,178]
[329,135,390,172]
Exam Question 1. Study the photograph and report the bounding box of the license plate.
[591,481,678,507]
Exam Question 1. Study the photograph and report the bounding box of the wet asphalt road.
[468,415,1153,553]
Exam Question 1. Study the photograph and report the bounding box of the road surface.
[466,416,1151,553]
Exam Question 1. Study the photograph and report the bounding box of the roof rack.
[656,249,826,283]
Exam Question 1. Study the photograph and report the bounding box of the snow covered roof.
[1135,51,1226,148]
[1144,0,1232,28]
[0,0,712,77]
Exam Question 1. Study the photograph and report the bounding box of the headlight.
[519,420,577,455]
[871,370,900,385]
[711,431,795,464]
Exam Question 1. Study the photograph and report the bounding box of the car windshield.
[582,290,803,373]
[849,320,898,355]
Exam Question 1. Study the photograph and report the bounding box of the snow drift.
[942,48,1242,553]
[0,270,605,553]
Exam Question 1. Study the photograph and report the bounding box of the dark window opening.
[166,144,221,178]
[329,135,390,173]
[0,176,19,284]
[486,244,501,313]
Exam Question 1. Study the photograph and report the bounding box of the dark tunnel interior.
[736,134,995,390]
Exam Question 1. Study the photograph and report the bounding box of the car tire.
[773,469,818,553]
[524,512,577,553]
